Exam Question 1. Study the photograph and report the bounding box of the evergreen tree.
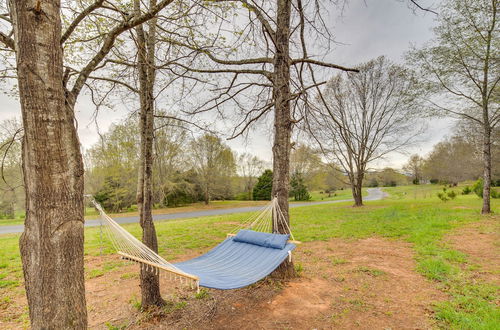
[253,170,273,200]
[290,172,311,201]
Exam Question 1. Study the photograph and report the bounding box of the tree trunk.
[204,186,210,205]
[352,184,363,207]
[10,0,87,327]
[481,122,491,214]
[271,0,296,279]
[135,0,163,308]
[352,173,364,207]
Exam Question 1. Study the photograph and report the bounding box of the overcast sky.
[0,0,454,169]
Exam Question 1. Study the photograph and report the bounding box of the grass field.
[0,188,362,227]
[0,184,498,328]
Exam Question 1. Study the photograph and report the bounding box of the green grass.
[0,200,271,227]
[0,184,498,328]
[0,189,358,227]
[299,188,366,202]
[355,266,386,277]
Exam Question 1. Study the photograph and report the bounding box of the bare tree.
[73,1,212,307]
[408,0,499,213]
[403,154,425,184]
[307,56,424,206]
[133,0,165,309]
[161,0,357,276]
[238,153,264,200]
[0,118,23,218]
[423,135,483,184]
[190,134,236,204]
[2,0,178,326]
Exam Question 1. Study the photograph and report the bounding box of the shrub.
[437,187,452,202]
[491,189,499,199]
[447,190,457,200]
[472,179,483,198]
[461,186,471,195]
[437,192,448,202]
[234,192,250,201]
[472,178,500,199]
[430,178,439,184]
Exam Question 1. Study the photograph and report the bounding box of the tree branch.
[409,0,438,15]
[291,58,359,72]
[0,31,14,50]
[69,0,175,103]
[61,0,105,44]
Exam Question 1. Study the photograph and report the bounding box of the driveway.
[0,188,385,235]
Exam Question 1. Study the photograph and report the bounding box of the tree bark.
[481,121,491,214]
[271,0,296,279]
[135,0,164,308]
[352,172,364,207]
[352,184,363,207]
[10,0,87,328]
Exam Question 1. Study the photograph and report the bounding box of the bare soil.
[1,237,447,330]
[447,219,500,285]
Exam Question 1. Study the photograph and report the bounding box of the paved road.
[0,188,385,235]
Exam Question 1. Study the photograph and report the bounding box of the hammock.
[88,196,298,291]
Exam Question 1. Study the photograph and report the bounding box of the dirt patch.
[447,220,500,285]
[1,238,445,329]
[125,237,445,329]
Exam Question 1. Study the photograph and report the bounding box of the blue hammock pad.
[174,232,296,290]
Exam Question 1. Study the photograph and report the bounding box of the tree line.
[403,121,500,186]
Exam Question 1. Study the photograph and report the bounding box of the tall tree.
[308,56,424,206]
[403,154,425,184]
[238,153,264,200]
[290,144,323,188]
[3,0,176,327]
[134,0,164,308]
[9,1,87,327]
[166,0,357,276]
[190,134,236,204]
[409,0,499,213]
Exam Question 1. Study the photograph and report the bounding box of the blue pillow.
[233,229,290,249]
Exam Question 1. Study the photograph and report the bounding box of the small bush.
[234,192,250,201]
[491,189,499,199]
[472,179,500,198]
[461,186,471,195]
[472,179,484,198]
[126,205,138,212]
[437,187,449,202]
[195,288,210,299]
[447,190,457,200]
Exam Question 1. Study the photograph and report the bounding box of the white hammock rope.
[85,195,295,291]
[229,197,296,240]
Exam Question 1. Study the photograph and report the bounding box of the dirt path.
[447,220,500,285]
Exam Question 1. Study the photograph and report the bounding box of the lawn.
[0,184,498,328]
[0,187,362,227]
[296,187,365,202]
